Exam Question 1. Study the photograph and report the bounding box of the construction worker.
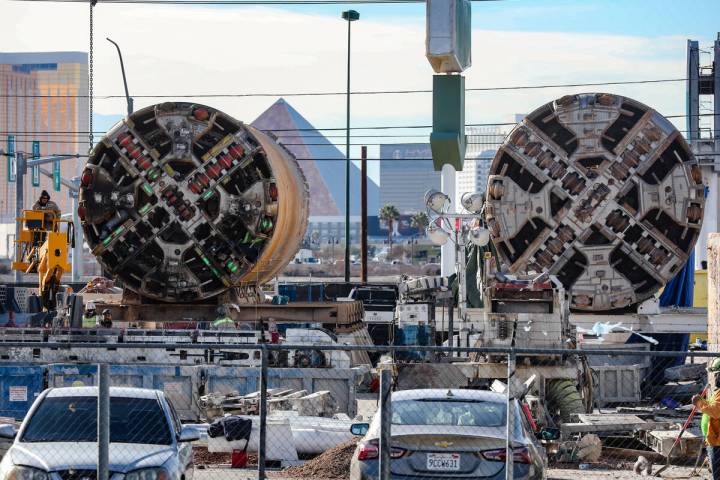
[693,360,720,479]
[82,301,102,328]
[212,306,235,330]
[99,309,113,328]
[32,190,61,228]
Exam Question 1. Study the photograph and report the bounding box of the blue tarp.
[659,251,695,308]
[630,251,695,377]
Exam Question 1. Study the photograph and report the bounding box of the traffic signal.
[53,159,61,192]
[32,141,40,187]
[7,135,16,182]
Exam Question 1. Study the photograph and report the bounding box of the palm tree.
[379,204,400,258]
[411,212,429,236]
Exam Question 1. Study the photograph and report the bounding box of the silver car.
[0,387,197,480]
[349,389,546,480]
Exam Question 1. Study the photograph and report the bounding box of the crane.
[12,210,74,311]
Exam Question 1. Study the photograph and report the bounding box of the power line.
[0,114,715,137]
[0,153,499,160]
[6,153,720,163]
[0,138,503,146]
[0,77,688,99]
[15,0,503,4]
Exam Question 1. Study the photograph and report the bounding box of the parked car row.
[0,387,546,480]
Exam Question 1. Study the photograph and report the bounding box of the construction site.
[0,0,720,479]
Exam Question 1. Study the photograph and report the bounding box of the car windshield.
[21,396,172,445]
[392,399,506,427]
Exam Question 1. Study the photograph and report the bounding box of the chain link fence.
[0,337,716,479]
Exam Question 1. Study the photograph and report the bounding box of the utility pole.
[361,145,368,283]
[14,153,24,283]
[341,9,360,283]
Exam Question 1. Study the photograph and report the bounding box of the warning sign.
[9,386,27,402]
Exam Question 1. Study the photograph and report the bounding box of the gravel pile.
[193,448,259,467]
[193,447,232,466]
[280,439,359,479]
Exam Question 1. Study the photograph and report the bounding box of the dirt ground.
[548,466,709,479]
[193,448,713,480]
[194,465,711,480]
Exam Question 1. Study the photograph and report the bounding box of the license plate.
[427,453,461,471]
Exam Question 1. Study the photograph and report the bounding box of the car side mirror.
[0,424,17,439]
[178,426,200,443]
[350,423,369,436]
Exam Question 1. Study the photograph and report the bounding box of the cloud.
[1,2,690,139]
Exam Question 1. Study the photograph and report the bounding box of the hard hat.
[709,358,720,372]
[85,301,96,311]
[102,309,111,315]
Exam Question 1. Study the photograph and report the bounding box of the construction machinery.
[484,93,702,418]
[395,93,705,427]
[79,102,309,304]
[72,102,373,333]
[486,93,703,311]
[11,210,74,311]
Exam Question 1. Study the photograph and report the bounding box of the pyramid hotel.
[252,98,380,246]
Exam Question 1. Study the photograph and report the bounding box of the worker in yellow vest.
[694,359,720,479]
[82,301,102,328]
[212,306,235,330]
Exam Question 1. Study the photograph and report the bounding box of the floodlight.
[461,192,484,214]
[468,227,490,247]
[427,224,450,246]
[424,189,449,213]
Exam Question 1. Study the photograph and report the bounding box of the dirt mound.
[281,438,359,479]
[193,447,231,466]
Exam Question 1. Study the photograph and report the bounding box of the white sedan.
[0,387,197,480]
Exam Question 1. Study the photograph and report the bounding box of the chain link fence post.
[379,367,392,480]
[258,345,268,480]
[97,363,109,480]
[506,351,516,480]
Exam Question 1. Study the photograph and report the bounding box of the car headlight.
[124,469,169,480]
[5,466,48,480]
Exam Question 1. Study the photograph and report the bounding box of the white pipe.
[440,164,456,277]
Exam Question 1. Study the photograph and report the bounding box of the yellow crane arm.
[12,210,73,311]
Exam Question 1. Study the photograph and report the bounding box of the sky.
[2,0,719,183]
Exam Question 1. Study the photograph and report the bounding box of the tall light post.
[342,9,359,283]
[106,38,133,116]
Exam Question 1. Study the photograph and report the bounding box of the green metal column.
[430,74,466,171]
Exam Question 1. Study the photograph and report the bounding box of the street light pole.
[106,37,133,116]
[342,9,359,283]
